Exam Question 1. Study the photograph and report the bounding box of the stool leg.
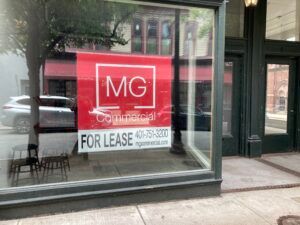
[44,161,51,183]
[11,165,16,186]
[39,159,43,171]
[9,161,14,178]
[63,160,68,181]
[51,161,54,175]
[34,163,40,184]
[42,161,47,182]
[67,158,70,171]
[60,161,64,181]
[30,165,34,184]
[46,161,51,182]
[16,166,20,186]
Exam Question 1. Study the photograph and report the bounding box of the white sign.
[78,127,171,152]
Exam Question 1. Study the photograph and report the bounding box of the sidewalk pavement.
[0,153,299,225]
[0,187,299,225]
[222,153,300,192]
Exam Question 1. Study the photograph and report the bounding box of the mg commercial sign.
[77,53,172,152]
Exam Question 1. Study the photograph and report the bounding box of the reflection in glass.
[0,0,214,188]
[132,19,143,53]
[223,62,233,135]
[225,0,244,37]
[161,21,172,55]
[146,20,158,54]
[266,0,300,41]
[265,64,289,134]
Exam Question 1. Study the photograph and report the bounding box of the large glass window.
[266,0,300,41]
[225,0,245,37]
[0,0,214,188]
[265,64,289,134]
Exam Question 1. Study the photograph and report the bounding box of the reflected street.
[0,125,210,189]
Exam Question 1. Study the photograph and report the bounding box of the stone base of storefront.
[0,179,221,220]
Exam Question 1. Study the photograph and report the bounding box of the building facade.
[224,0,300,156]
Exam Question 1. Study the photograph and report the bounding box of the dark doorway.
[222,56,242,156]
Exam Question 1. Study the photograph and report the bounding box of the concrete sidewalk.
[222,153,300,192]
[0,153,299,225]
[0,187,299,225]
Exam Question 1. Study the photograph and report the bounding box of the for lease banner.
[77,52,172,152]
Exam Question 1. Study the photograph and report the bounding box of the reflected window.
[266,0,300,41]
[49,80,66,97]
[48,80,76,98]
[265,64,289,134]
[161,21,172,55]
[278,95,286,111]
[146,20,158,54]
[132,19,143,53]
[225,0,245,37]
[184,21,198,56]
[223,62,233,135]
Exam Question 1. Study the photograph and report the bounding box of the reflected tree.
[0,0,135,145]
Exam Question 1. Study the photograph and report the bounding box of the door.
[263,58,297,153]
[222,56,242,156]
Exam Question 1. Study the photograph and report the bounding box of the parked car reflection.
[157,104,211,131]
[1,95,76,133]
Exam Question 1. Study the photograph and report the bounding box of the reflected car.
[1,95,76,133]
[157,104,211,131]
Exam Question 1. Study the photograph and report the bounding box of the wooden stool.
[10,144,40,186]
[42,155,68,182]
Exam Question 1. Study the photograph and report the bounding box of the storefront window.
[266,0,300,41]
[0,1,214,188]
[225,0,244,37]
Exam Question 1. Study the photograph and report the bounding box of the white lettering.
[106,76,126,97]
[129,76,147,97]
[106,76,147,98]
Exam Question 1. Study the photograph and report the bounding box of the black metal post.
[244,0,266,157]
[170,8,185,154]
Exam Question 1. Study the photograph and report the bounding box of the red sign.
[77,52,172,152]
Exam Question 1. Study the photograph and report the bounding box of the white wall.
[0,53,28,110]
